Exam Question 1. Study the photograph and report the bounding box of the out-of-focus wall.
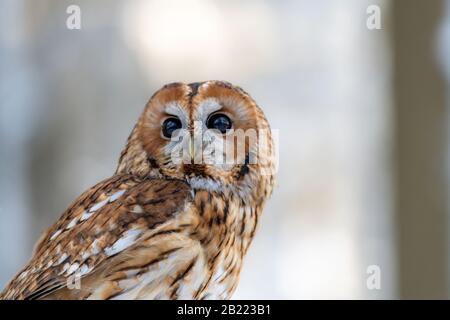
[1,0,394,298]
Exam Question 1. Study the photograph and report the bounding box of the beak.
[188,137,195,163]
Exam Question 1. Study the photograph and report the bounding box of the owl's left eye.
[162,117,182,138]
[207,113,232,134]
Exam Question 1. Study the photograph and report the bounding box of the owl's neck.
[191,167,273,255]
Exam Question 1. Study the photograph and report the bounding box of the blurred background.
[0,0,449,299]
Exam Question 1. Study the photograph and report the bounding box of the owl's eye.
[162,117,182,138]
[207,113,232,134]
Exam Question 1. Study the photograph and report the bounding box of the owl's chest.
[195,235,243,300]
[110,193,254,300]
[108,236,241,300]
[187,194,258,299]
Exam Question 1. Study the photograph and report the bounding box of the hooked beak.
[188,137,195,163]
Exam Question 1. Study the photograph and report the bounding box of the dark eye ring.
[206,113,232,134]
[162,117,182,138]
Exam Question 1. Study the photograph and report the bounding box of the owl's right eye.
[162,117,182,138]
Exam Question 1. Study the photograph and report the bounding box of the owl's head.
[117,81,275,195]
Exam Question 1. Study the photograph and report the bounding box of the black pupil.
[162,118,182,138]
[207,114,232,134]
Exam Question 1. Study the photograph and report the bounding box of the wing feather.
[0,175,192,300]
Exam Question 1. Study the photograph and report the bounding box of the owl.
[0,81,275,300]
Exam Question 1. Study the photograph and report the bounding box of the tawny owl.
[0,81,275,300]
